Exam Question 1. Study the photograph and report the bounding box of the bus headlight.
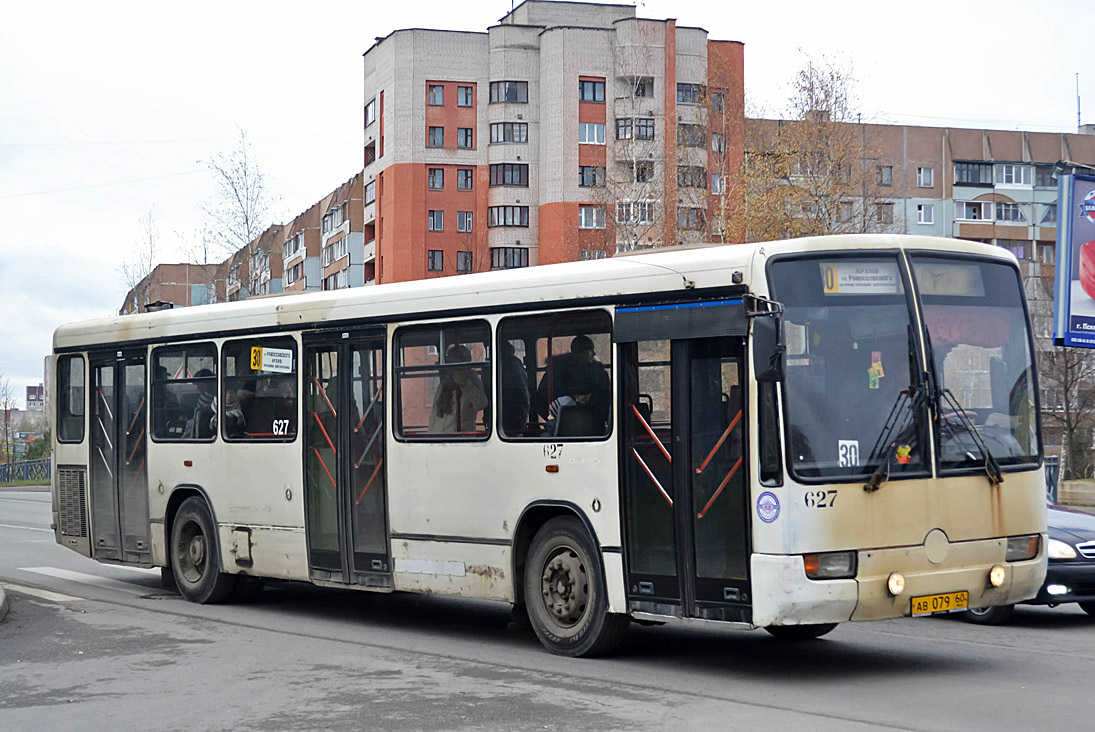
[1047,539,1077,560]
[803,551,857,579]
[887,572,906,596]
[989,564,1007,588]
[1005,535,1040,562]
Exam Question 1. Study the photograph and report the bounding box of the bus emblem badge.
[757,492,780,523]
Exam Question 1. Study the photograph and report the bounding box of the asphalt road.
[2,488,1093,732]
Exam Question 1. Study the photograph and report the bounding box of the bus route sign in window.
[152,343,217,441]
[221,337,298,442]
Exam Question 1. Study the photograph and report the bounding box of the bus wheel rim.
[540,546,588,628]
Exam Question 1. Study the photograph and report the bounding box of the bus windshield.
[769,256,929,481]
[910,255,1040,470]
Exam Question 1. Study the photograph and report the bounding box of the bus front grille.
[57,467,88,538]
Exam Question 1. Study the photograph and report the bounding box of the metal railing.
[0,458,51,483]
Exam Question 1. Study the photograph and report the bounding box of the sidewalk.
[0,483,49,621]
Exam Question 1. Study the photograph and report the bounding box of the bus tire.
[764,623,838,640]
[962,604,1014,625]
[524,516,628,657]
[171,497,237,604]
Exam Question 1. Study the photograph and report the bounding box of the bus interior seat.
[555,404,596,437]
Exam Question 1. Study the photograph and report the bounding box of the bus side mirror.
[753,316,785,383]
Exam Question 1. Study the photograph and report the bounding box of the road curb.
[0,585,8,624]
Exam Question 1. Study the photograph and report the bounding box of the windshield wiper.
[863,382,927,493]
[938,388,1004,487]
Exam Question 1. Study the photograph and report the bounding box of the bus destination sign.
[250,346,294,373]
[819,261,899,295]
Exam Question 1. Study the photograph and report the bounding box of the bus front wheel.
[764,623,838,640]
[171,497,237,604]
[524,517,629,657]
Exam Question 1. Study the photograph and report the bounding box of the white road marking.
[3,583,81,602]
[21,567,163,596]
[0,523,51,533]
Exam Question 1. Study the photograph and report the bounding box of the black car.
[965,504,1095,624]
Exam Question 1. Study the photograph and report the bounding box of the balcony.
[364,239,376,263]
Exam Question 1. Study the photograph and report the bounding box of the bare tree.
[724,54,898,242]
[202,128,276,256]
[0,372,15,466]
[120,208,159,313]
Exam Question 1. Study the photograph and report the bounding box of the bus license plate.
[911,590,969,617]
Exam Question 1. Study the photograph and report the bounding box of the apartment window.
[457,211,473,232]
[917,167,934,187]
[579,205,606,229]
[1039,243,1056,264]
[428,85,445,106]
[878,165,893,186]
[1041,203,1058,225]
[428,168,444,190]
[955,162,993,185]
[579,166,605,187]
[491,247,529,269]
[676,83,704,105]
[286,262,303,285]
[1035,165,1056,188]
[633,77,653,97]
[284,233,302,260]
[956,201,993,220]
[876,202,894,224]
[457,86,474,107]
[56,355,85,443]
[428,210,444,232]
[457,251,473,273]
[677,124,705,148]
[394,322,491,439]
[428,250,444,271]
[579,249,608,260]
[457,168,474,190]
[995,202,1025,222]
[677,165,707,188]
[635,118,654,140]
[839,201,854,222]
[489,163,529,187]
[488,205,530,227]
[996,239,1027,260]
[457,128,474,149]
[710,91,726,113]
[428,126,444,147]
[365,180,375,205]
[677,207,705,230]
[579,79,605,103]
[221,337,298,442]
[578,122,605,145]
[995,164,1032,186]
[490,122,528,144]
[616,118,633,140]
[365,98,377,127]
[154,345,218,441]
[631,162,654,182]
[711,133,726,154]
[489,80,528,104]
[917,204,934,225]
[711,174,726,195]
[616,201,654,225]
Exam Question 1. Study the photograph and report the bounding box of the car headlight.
[1047,538,1077,560]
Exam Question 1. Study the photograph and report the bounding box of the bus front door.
[304,332,391,588]
[621,336,751,622]
[88,349,150,564]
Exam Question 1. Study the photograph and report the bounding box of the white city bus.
[51,234,1047,656]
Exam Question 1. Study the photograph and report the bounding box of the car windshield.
[769,255,929,481]
[910,255,1040,470]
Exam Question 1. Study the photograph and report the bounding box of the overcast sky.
[1,0,1090,407]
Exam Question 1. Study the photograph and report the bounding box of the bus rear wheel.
[764,623,838,640]
[962,604,1014,625]
[171,497,237,604]
[524,517,628,657]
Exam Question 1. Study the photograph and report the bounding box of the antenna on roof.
[1078,73,1083,132]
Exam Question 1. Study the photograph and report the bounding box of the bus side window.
[57,355,86,443]
[221,337,298,442]
[151,343,217,442]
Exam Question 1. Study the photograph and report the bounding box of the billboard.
[1054,174,1095,346]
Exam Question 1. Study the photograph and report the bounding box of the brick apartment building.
[120,263,219,314]
[362,0,745,283]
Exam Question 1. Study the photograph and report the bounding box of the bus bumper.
[750,536,1047,627]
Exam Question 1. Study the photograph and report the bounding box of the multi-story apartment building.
[120,263,219,314]
[248,224,286,298]
[363,0,744,283]
[282,201,323,293]
[320,173,368,290]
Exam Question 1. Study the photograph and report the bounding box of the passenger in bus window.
[533,335,610,435]
[543,367,598,437]
[221,384,252,438]
[500,341,529,433]
[182,369,216,439]
[429,344,488,434]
